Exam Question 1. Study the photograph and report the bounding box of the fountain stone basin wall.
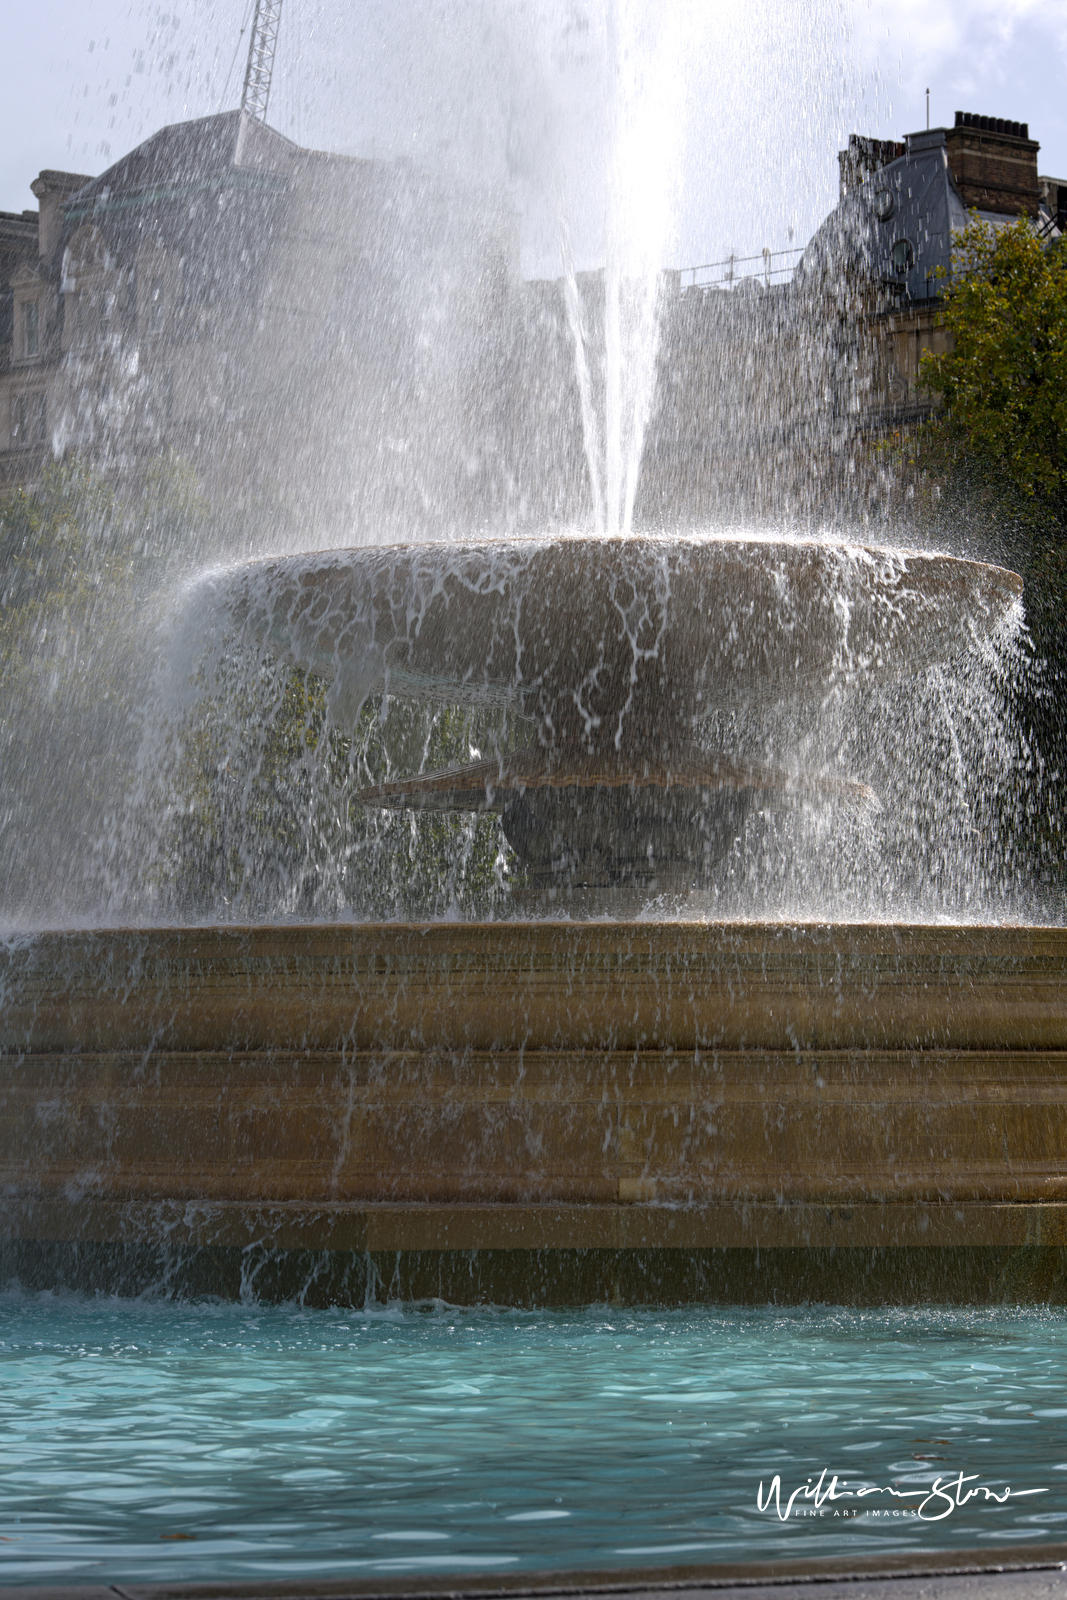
[0,536,1053,1300]
[2,921,1067,1299]
[213,535,1025,893]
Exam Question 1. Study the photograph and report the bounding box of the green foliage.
[161,657,523,921]
[0,454,214,919]
[911,219,1067,898]
[0,452,516,921]
[920,218,1067,510]
[1,461,122,614]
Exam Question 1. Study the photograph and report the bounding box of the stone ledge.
[3,1541,1067,1600]
[3,922,1067,1054]
[5,1199,1067,1252]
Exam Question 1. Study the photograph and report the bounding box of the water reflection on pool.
[2,1295,1066,1585]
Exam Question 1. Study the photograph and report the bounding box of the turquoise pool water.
[2,1295,1066,1585]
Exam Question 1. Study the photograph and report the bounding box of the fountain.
[5,6,1067,1592]
[5,519,1064,1306]
[217,533,1012,892]
[1,3,1065,1312]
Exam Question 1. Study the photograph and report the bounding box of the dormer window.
[136,240,174,338]
[11,278,45,362]
[12,392,47,448]
[147,277,166,333]
[62,225,113,354]
[892,238,914,275]
[72,292,91,348]
[22,301,39,358]
[70,289,109,348]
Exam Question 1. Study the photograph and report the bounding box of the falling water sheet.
[1,1296,1066,1585]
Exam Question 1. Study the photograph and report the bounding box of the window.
[68,287,111,347]
[891,238,914,275]
[147,276,166,332]
[12,393,47,448]
[72,291,92,347]
[22,300,39,358]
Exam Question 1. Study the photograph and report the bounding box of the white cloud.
[852,0,1067,122]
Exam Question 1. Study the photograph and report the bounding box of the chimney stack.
[29,170,93,262]
[947,113,1040,216]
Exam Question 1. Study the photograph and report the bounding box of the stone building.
[1,102,1063,531]
[813,112,1063,429]
[628,108,1066,525]
[1,173,90,485]
[0,111,520,536]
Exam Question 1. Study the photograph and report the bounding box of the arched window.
[62,225,112,350]
[891,238,914,275]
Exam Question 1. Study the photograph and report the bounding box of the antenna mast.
[240,0,283,123]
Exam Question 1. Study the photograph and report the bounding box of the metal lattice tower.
[240,0,283,123]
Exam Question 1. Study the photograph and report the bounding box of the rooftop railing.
[679,246,804,293]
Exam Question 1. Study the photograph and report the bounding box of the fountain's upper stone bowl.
[220,534,1022,757]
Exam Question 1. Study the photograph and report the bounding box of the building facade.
[1,104,1063,530]
[814,112,1064,429]
[0,111,520,536]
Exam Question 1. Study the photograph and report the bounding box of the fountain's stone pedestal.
[3,922,1067,1303]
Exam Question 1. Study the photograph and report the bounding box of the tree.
[0,455,214,921]
[917,218,1067,894]
[920,217,1067,512]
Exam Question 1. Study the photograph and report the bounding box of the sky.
[2,0,1066,278]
